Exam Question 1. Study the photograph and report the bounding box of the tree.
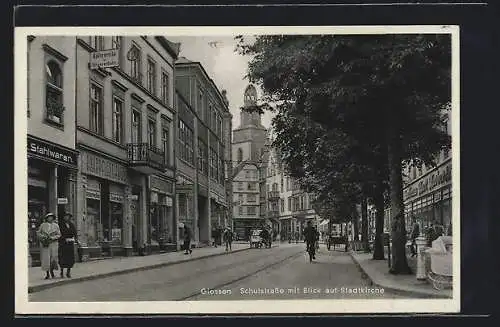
[237,34,451,274]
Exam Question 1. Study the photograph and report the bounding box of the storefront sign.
[85,189,100,200]
[403,160,452,202]
[90,49,120,69]
[127,194,139,201]
[81,151,128,184]
[28,136,78,168]
[150,176,173,194]
[110,193,124,203]
[57,197,68,204]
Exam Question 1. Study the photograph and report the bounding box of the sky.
[166,36,274,131]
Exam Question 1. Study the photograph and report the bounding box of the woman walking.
[58,212,77,278]
[37,213,61,279]
[183,225,193,255]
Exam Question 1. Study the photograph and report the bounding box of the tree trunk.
[387,129,412,275]
[372,183,385,260]
[353,208,359,242]
[361,197,369,253]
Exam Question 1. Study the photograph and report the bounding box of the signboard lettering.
[90,49,120,69]
[57,197,68,204]
[28,136,78,168]
[82,151,128,184]
[403,161,452,202]
[150,176,173,194]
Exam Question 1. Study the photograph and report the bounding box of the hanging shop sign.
[403,160,452,202]
[27,135,78,168]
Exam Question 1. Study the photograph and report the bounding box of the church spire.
[241,84,263,128]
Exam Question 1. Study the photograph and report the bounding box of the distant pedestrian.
[37,213,61,279]
[184,226,192,255]
[223,228,233,252]
[410,217,420,257]
[58,212,77,278]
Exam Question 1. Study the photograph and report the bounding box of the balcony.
[268,191,280,201]
[127,143,165,175]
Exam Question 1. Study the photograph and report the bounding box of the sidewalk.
[28,243,251,293]
[349,251,452,299]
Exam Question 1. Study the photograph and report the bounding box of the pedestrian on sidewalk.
[183,225,193,255]
[223,227,233,252]
[37,213,61,280]
[410,217,420,257]
[58,212,77,278]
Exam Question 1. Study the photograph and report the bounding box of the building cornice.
[42,43,68,62]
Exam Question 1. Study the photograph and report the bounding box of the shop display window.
[86,198,101,246]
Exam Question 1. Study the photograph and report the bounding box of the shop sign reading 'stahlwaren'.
[28,136,78,168]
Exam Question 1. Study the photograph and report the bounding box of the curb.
[28,246,252,294]
[348,251,452,299]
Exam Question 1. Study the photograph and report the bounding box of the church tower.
[232,84,268,167]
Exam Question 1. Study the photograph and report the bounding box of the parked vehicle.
[250,229,263,248]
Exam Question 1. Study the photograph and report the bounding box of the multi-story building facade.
[265,146,319,241]
[175,57,232,247]
[231,85,268,240]
[75,36,179,259]
[27,36,79,266]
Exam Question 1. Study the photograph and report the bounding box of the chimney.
[221,89,229,107]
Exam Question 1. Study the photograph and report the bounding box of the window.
[131,109,141,143]
[237,148,243,163]
[161,71,169,104]
[147,58,156,95]
[148,119,157,147]
[219,157,225,184]
[111,36,121,49]
[128,44,142,83]
[45,61,64,124]
[238,194,243,204]
[112,97,123,143]
[247,182,256,191]
[111,36,123,67]
[90,83,103,134]
[247,194,256,203]
[287,197,291,211]
[280,177,284,192]
[217,115,222,137]
[198,89,204,118]
[238,206,243,215]
[89,36,104,50]
[162,128,169,165]
[280,199,285,212]
[209,148,217,180]
[198,140,208,174]
[237,182,243,190]
[177,120,194,165]
[247,206,256,216]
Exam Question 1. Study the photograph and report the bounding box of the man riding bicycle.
[302,221,317,260]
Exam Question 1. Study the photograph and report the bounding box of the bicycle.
[306,242,316,262]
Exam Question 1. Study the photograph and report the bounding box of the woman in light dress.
[37,213,61,279]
